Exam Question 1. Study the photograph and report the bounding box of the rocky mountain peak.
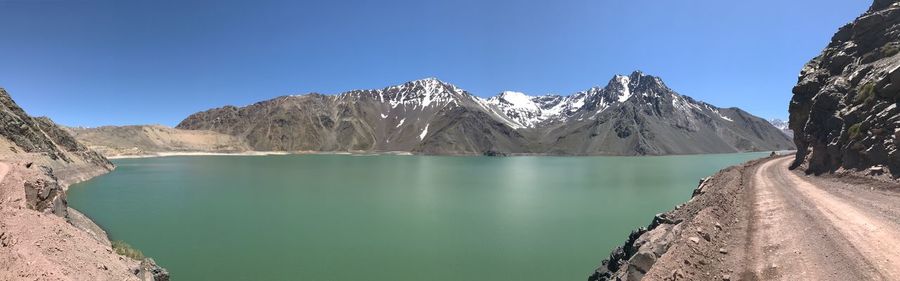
[335,77,476,111]
[607,74,634,102]
[394,77,460,93]
[569,71,672,114]
[480,71,752,129]
[386,77,468,98]
[870,0,900,12]
[769,118,795,138]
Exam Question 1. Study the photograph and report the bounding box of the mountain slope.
[67,125,251,157]
[177,78,531,155]
[522,72,794,155]
[768,119,794,138]
[176,72,794,155]
[790,0,900,177]
[0,88,113,183]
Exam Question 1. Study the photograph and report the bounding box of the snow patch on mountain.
[375,77,469,110]
[419,123,429,140]
[714,110,733,122]
[615,75,633,102]
[484,92,549,127]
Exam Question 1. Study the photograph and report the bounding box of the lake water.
[68,153,766,280]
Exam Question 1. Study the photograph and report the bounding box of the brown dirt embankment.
[588,155,900,281]
[0,160,168,281]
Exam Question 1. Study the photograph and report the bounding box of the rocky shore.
[588,156,775,281]
[0,88,169,280]
[588,151,900,281]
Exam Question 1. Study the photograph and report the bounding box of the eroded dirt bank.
[0,87,168,280]
[0,161,168,281]
[589,155,900,281]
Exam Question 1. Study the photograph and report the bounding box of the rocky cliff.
[177,72,794,156]
[0,88,113,183]
[790,0,900,177]
[0,88,168,280]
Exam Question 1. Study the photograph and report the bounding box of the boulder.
[23,166,68,218]
[869,165,886,175]
[138,258,170,281]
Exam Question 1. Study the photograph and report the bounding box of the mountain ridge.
[174,71,794,156]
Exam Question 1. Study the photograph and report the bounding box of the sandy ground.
[0,162,144,280]
[105,150,416,159]
[106,150,292,159]
[741,157,900,280]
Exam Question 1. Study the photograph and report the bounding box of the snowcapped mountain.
[480,71,739,129]
[342,77,473,110]
[768,118,794,138]
[176,71,794,155]
[768,118,789,131]
[483,91,569,128]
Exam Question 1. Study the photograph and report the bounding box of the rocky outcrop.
[138,258,170,281]
[177,73,794,156]
[790,0,900,177]
[0,89,110,168]
[0,88,114,184]
[23,165,68,217]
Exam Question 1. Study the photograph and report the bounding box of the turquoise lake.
[68,153,766,280]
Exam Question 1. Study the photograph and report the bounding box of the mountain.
[176,72,794,155]
[768,118,794,138]
[790,0,900,177]
[67,125,251,157]
[176,78,531,155]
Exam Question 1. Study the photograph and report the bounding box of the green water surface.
[68,153,765,280]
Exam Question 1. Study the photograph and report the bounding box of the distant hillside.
[67,125,251,157]
[768,118,794,138]
[176,72,795,155]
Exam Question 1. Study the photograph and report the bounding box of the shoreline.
[105,150,797,159]
[589,155,781,280]
[105,150,418,159]
[106,151,293,159]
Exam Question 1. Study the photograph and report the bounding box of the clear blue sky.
[0,0,870,127]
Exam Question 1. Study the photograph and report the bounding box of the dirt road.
[744,157,900,280]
